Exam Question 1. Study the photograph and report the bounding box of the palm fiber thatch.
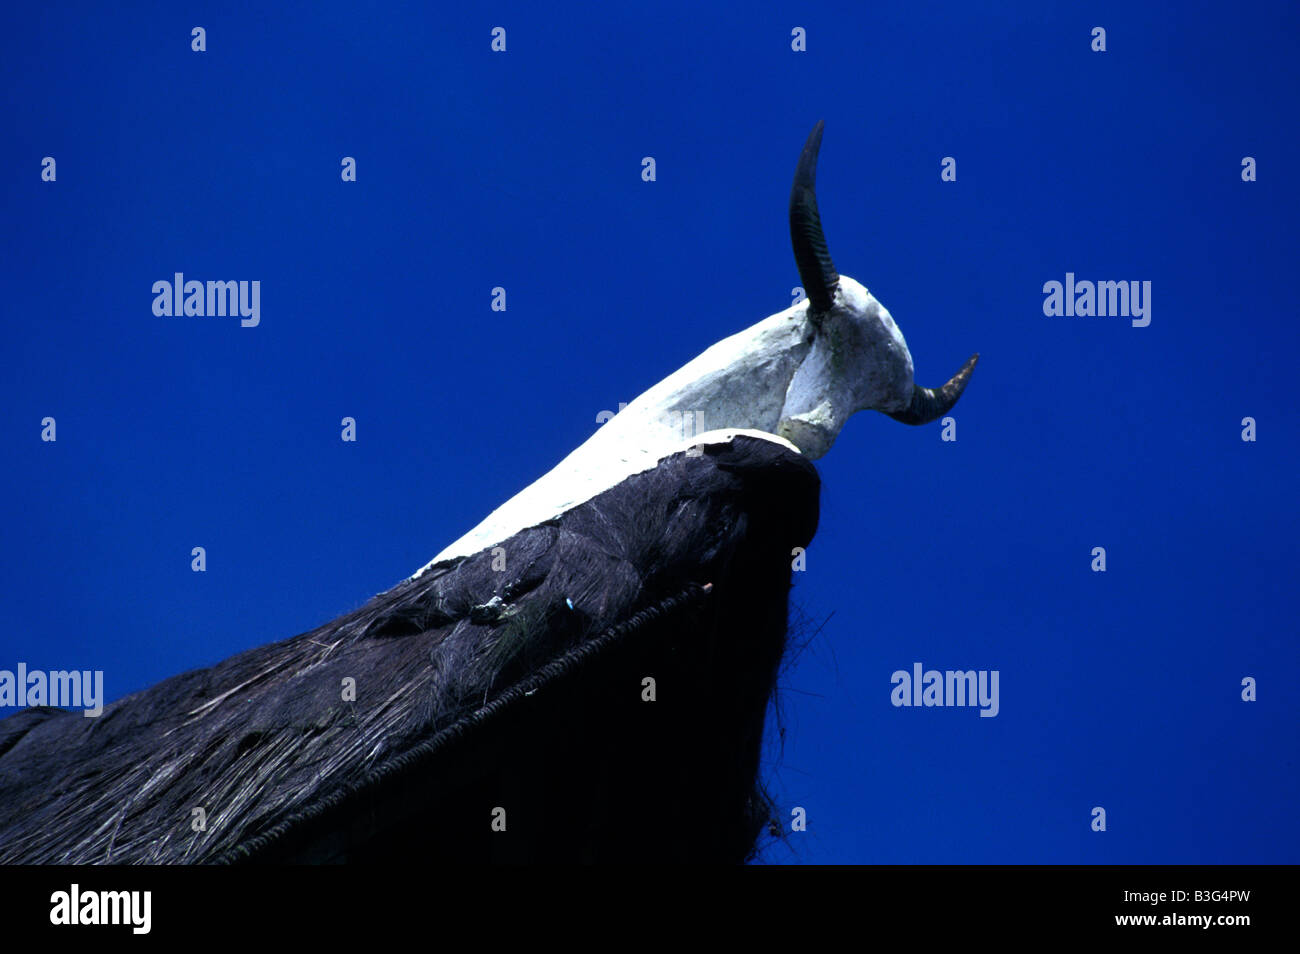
[0,435,819,863]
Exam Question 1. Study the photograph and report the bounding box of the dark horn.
[887,353,980,425]
[789,120,840,315]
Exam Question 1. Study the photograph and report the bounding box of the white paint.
[414,275,919,574]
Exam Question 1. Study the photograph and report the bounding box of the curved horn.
[789,120,840,315]
[887,353,980,425]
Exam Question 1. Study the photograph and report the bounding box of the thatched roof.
[0,435,819,863]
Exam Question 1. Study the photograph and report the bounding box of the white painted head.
[780,120,978,456]
[417,121,978,572]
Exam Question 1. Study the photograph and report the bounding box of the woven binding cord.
[210,581,713,864]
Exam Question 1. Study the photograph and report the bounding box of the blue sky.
[3,1,1297,863]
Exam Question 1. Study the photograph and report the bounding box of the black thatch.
[0,435,819,864]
